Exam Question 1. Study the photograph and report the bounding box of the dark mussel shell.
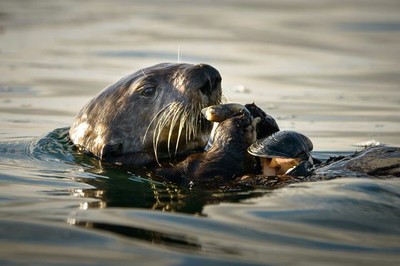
[248,130,313,160]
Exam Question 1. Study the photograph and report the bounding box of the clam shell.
[248,130,313,160]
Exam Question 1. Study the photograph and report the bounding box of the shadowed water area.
[0,0,399,265]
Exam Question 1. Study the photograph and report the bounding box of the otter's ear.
[101,143,123,158]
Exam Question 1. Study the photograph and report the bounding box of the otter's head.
[69,63,222,165]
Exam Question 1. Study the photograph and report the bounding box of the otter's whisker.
[221,93,226,104]
[143,102,174,144]
[185,113,190,143]
[153,105,176,163]
[141,69,148,77]
[177,45,181,63]
[143,102,175,164]
[189,109,196,141]
[167,104,183,157]
[175,112,188,156]
[145,97,214,163]
[194,103,203,139]
[196,103,202,135]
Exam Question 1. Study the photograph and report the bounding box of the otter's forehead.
[128,63,222,95]
[140,63,193,76]
[123,63,194,88]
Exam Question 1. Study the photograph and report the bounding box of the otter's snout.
[191,64,222,97]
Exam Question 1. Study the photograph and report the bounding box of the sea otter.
[69,63,399,188]
[69,63,222,166]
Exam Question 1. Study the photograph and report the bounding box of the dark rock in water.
[313,145,400,179]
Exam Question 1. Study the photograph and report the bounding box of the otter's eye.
[141,86,156,97]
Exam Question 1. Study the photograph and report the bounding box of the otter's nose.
[195,64,222,96]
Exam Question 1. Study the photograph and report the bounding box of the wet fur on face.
[69,63,222,166]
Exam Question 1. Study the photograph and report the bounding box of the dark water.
[1,0,400,265]
[1,128,399,265]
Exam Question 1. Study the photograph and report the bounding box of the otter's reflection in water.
[73,164,267,214]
